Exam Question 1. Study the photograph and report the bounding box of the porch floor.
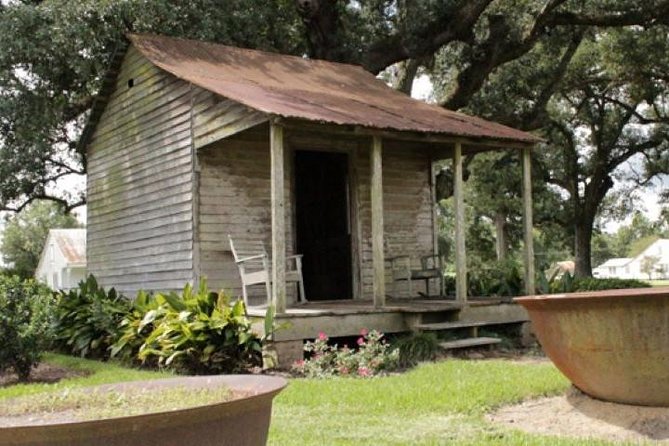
[247,297,503,318]
[248,297,530,347]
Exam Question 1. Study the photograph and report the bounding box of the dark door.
[295,150,352,300]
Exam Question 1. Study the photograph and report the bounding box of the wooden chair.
[228,235,307,307]
[388,254,445,298]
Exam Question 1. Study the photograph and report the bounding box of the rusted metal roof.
[127,34,540,144]
[52,229,86,265]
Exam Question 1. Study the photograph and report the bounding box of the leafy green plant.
[538,273,651,294]
[392,332,440,368]
[109,290,163,366]
[0,276,55,381]
[112,279,262,374]
[444,259,525,297]
[53,275,131,359]
[292,329,398,378]
[564,277,650,292]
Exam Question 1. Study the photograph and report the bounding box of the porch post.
[454,142,467,303]
[371,135,386,308]
[270,121,287,313]
[522,147,536,295]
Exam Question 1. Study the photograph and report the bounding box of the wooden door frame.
[287,135,362,300]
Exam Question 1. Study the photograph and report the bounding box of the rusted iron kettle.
[0,375,287,446]
[515,287,669,406]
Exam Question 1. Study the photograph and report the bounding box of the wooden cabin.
[81,34,540,361]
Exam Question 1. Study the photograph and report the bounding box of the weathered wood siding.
[87,46,195,295]
[198,132,436,302]
[191,87,267,150]
[197,130,434,302]
[196,130,297,303]
[355,140,435,298]
[85,46,434,302]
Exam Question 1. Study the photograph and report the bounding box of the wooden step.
[439,337,502,350]
[415,320,492,331]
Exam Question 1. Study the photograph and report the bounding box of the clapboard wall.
[196,131,297,303]
[86,46,196,295]
[86,46,435,300]
[196,130,436,302]
[355,140,436,298]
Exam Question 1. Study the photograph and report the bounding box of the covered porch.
[265,119,537,315]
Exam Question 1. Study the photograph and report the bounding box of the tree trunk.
[494,211,508,261]
[574,218,593,277]
[392,59,420,95]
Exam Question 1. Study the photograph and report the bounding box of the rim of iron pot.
[0,374,287,442]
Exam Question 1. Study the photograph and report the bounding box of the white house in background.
[593,238,669,280]
[35,229,86,290]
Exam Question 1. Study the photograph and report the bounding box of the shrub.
[112,280,262,374]
[0,276,55,381]
[292,329,398,378]
[543,274,651,294]
[444,259,524,297]
[392,332,440,368]
[53,275,131,359]
[109,290,162,367]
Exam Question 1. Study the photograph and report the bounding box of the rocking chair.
[228,235,307,307]
[388,254,445,298]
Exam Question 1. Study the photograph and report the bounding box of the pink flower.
[357,366,372,377]
[293,359,305,368]
[339,366,349,375]
[360,328,369,337]
[318,331,327,341]
[357,337,365,346]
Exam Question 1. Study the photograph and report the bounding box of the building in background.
[593,239,669,280]
[35,229,86,290]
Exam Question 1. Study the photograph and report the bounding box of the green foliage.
[443,259,525,298]
[541,273,651,294]
[0,0,303,211]
[1,201,81,279]
[53,275,130,359]
[292,330,398,378]
[468,259,524,297]
[0,276,55,381]
[108,290,162,366]
[112,279,261,374]
[567,277,651,293]
[392,332,440,369]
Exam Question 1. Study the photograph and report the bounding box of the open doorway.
[295,150,352,300]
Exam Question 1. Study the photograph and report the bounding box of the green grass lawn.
[0,353,169,400]
[0,354,624,445]
[269,360,620,446]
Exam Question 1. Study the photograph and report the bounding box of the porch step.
[415,321,491,331]
[439,337,502,350]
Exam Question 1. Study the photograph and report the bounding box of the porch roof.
[121,33,539,146]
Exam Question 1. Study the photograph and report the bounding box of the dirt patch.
[0,363,90,387]
[449,346,549,364]
[489,387,669,443]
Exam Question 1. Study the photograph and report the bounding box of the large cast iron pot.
[515,287,669,406]
[0,374,287,446]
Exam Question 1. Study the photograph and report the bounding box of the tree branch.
[546,2,669,27]
[519,29,585,130]
[361,0,494,73]
[3,195,85,213]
